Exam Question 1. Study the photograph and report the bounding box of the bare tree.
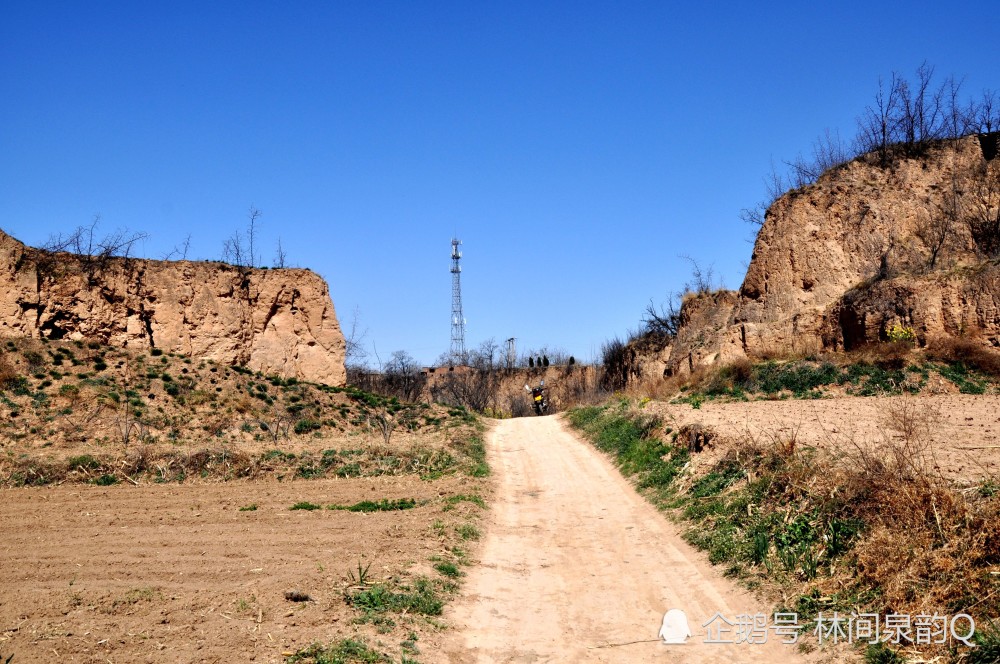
[915,171,964,269]
[115,355,147,452]
[222,205,262,268]
[786,128,853,187]
[248,205,260,268]
[256,408,291,444]
[940,75,971,141]
[896,62,945,148]
[966,159,1000,256]
[273,237,287,268]
[162,234,193,261]
[431,339,505,412]
[643,292,681,339]
[680,255,715,295]
[344,307,370,386]
[974,90,999,133]
[42,216,148,283]
[857,72,904,166]
[382,350,425,402]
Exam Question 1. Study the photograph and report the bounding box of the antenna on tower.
[450,238,466,364]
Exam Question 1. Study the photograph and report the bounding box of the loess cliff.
[0,229,346,385]
[633,133,1000,379]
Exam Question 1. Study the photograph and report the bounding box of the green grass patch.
[328,498,417,513]
[434,561,463,578]
[443,494,486,510]
[285,638,390,664]
[455,524,480,541]
[290,501,322,511]
[346,577,444,617]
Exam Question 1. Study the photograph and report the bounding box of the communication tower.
[450,239,466,363]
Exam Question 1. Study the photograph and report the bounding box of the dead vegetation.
[568,396,1000,660]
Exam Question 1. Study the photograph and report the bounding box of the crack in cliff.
[260,289,283,333]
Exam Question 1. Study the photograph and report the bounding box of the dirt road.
[443,416,809,663]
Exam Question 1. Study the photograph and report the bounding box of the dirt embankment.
[628,135,1000,381]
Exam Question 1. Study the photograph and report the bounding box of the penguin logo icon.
[658,609,692,644]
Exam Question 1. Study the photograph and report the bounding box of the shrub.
[885,322,916,344]
[927,337,1000,378]
[23,350,45,371]
[68,455,101,471]
[294,419,321,435]
[286,639,389,664]
[0,357,20,390]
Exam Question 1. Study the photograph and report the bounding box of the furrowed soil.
[0,474,485,663]
[647,394,1000,482]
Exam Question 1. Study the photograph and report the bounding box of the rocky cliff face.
[633,134,1000,379]
[0,230,346,385]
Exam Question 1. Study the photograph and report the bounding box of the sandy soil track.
[442,416,809,663]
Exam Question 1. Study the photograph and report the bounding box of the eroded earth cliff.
[634,133,1000,379]
[0,229,346,384]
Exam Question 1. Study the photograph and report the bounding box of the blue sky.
[2,2,997,365]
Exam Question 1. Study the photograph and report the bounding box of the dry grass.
[771,398,998,620]
[586,396,1000,651]
[927,336,1000,378]
[0,354,18,390]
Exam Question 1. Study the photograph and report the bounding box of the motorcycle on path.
[525,381,549,416]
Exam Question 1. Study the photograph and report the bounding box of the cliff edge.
[0,229,346,385]
[636,133,1000,379]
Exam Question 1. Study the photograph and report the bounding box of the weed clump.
[346,577,444,616]
[328,498,416,512]
[286,639,389,664]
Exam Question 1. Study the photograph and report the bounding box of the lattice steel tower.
[450,238,466,362]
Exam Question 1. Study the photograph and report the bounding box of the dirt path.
[442,416,810,663]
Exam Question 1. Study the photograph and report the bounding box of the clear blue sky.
[2,2,997,366]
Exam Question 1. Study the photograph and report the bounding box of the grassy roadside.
[567,399,1000,663]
